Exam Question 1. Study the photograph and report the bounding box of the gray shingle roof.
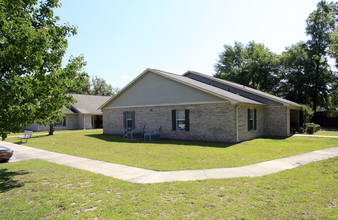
[63,94,111,114]
[183,70,301,107]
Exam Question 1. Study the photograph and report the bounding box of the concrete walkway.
[6,129,96,138]
[293,134,338,138]
[1,141,337,184]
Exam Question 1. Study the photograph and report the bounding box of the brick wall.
[103,104,291,142]
[237,105,265,142]
[26,114,86,131]
[77,114,93,130]
[103,103,238,142]
[263,107,289,137]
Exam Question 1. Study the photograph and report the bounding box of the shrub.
[302,123,321,134]
[302,105,314,123]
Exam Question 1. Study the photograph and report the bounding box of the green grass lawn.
[0,158,337,219]
[314,130,338,136]
[7,129,95,137]
[5,129,338,171]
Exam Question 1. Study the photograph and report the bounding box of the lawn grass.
[5,129,338,171]
[6,129,95,137]
[314,130,338,136]
[0,158,337,219]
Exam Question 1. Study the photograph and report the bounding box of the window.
[172,109,190,131]
[248,109,257,131]
[176,110,186,131]
[123,111,135,130]
[55,116,66,127]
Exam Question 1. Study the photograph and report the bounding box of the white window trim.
[176,110,186,131]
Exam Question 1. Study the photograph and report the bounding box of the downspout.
[83,114,86,130]
[236,104,241,142]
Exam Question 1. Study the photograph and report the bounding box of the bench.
[17,130,33,143]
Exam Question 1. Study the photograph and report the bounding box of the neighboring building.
[100,69,302,143]
[27,94,111,132]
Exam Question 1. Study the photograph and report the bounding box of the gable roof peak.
[99,68,264,109]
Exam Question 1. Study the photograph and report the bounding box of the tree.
[328,1,338,67]
[302,104,315,123]
[328,27,338,67]
[305,0,337,112]
[278,42,313,104]
[0,0,87,139]
[214,41,279,93]
[36,56,87,135]
[278,1,337,112]
[80,75,119,96]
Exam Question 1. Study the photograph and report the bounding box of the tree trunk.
[312,59,320,114]
[49,124,55,135]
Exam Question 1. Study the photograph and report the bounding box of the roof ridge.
[150,69,179,76]
[71,93,111,97]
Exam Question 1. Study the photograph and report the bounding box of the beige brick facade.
[103,103,294,143]
[103,103,237,142]
[263,107,289,137]
[101,69,301,143]
[103,102,289,143]
[237,105,265,142]
[27,114,96,131]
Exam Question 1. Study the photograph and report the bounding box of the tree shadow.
[10,134,48,145]
[0,169,29,193]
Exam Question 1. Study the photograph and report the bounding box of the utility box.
[144,133,160,141]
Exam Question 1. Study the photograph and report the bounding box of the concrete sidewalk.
[292,134,338,138]
[1,141,337,184]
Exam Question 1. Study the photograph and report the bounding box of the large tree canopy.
[214,41,279,93]
[214,0,337,113]
[0,0,87,139]
[305,0,337,112]
[277,42,313,105]
[80,75,119,96]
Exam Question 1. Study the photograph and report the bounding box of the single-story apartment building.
[100,69,302,143]
[27,94,111,132]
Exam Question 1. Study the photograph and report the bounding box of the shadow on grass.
[0,169,29,193]
[85,134,292,149]
[10,134,49,145]
[259,136,290,140]
[85,134,236,149]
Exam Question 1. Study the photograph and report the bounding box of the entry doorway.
[92,115,103,128]
[290,110,300,134]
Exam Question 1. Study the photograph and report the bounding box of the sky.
[54,0,321,89]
